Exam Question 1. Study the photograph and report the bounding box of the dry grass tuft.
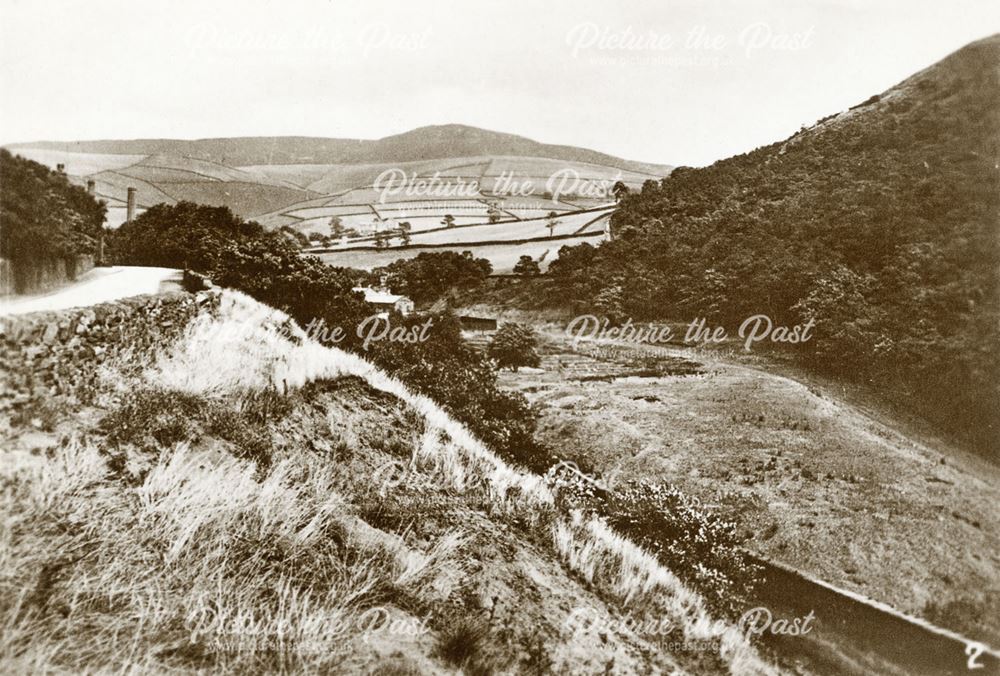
[2,289,774,674]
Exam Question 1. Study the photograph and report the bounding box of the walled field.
[133,154,261,182]
[3,148,651,254]
[89,171,178,207]
[155,181,318,218]
[313,231,605,273]
[285,205,377,220]
[7,148,146,175]
[116,165,220,184]
[368,209,612,247]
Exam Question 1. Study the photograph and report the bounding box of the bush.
[550,474,762,620]
[108,202,370,349]
[0,149,106,263]
[100,387,294,470]
[488,323,541,372]
[373,251,492,304]
[367,312,552,472]
[512,255,540,277]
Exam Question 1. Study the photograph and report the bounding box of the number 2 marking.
[966,641,985,670]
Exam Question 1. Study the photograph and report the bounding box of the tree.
[513,255,541,277]
[373,251,491,303]
[441,214,456,228]
[488,323,541,372]
[487,203,502,224]
[399,221,412,245]
[373,232,389,249]
[0,150,106,267]
[612,181,630,202]
[329,216,345,239]
[106,201,370,349]
[546,211,560,237]
[594,284,627,324]
[280,225,310,248]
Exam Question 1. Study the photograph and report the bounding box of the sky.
[1,0,998,167]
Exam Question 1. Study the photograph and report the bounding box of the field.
[8,148,145,175]
[88,171,178,207]
[157,181,318,218]
[470,322,1000,648]
[324,207,613,248]
[5,139,665,273]
[314,232,605,273]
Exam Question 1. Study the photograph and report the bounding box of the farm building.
[352,286,414,316]
[458,315,498,332]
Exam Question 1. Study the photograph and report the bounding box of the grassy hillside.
[6,127,666,274]
[489,329,1000,647]
[537,34,1000,454]
[8,125,671,175]
[0,290,772,674]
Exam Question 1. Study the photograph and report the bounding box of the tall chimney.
[87,179,96,195]
[126,187,137,223]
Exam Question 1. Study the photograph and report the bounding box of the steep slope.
[0,290,772,674]
[543,34,1000,453]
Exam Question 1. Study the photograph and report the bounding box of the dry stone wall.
[0,255,95,296]
[0,289,221,414]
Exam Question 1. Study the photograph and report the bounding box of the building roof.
[352,286,410,305]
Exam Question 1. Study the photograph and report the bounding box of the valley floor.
[493,329,1000,650]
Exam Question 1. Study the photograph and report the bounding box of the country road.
[0,266,181,316]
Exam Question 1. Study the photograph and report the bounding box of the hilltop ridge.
[6,124,672,175]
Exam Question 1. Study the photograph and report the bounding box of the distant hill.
[4,126,671,272]
[535,34,1000,452]
[7,124,672,175]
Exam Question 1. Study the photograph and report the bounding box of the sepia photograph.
[1,1,998,673]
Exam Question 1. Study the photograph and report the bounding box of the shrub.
[368,312,552,472]
[0,150,106,266]
[107,202,371,349]
[550,475,762,620]
[100,388,203,448]
[373,251,492,304]
[435,615,491,673]
[100,386,290,470]
[512,255,540,277]
[488,323,541,372]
